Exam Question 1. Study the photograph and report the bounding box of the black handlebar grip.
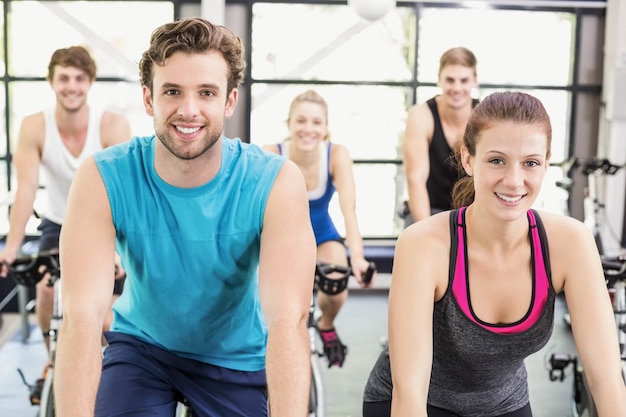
[362,262,377,285]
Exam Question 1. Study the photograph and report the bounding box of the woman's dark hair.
[451,91,552,208]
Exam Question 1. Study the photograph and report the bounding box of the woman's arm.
[330,144,369,283]
[389,218,448,416]
[551,215,626,416]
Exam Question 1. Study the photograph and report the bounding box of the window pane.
[9,1,174,78]
[251,84,407,237]
[330,164,404,237]
[10,81,150,146]
[89,82,153,137]
[8,80,150,233]
[0,85,6,156]
[0,179,8,235]
[251,3,413,82]
[414,87,570,161]
[411,87,570,216]
[418,8,575,86]
[0,8,4,77]
[479,88,570,162]
[251,84,407,160]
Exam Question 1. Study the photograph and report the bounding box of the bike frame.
[308,292,326,417]
[549,256,626,417]
[38,269,61,417]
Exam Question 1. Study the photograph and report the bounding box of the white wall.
[598,0,626,254]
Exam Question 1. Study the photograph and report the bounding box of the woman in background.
[263,90,372,368]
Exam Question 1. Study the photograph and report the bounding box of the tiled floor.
[0,278,579,417]
[0,317,45,417]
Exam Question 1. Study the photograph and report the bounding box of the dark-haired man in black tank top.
[403,47,479,224]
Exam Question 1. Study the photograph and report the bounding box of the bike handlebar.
[5,249,60,287]
[551,157,626,184]
[602,255,626,287]
[581,158,626,176]
[315,261,377,285]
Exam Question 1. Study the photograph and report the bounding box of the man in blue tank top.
[54,17,316,417]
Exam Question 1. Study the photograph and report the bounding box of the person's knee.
[317,288,348,303]
[35,283,54,308]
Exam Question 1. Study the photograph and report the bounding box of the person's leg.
[315,240,350,367]
[99,332,268,417]
[35,219,61,352]
[316,240,349,330]
[177,357,268,417]
[363,400,391,417]
[29,219,60,405]
[427,405,461,416]
[96,333,179,417]
[503,402,533,417]
[35,279,54,351]
[425,403,532,417]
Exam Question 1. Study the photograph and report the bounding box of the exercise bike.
[548,255,626,417]
[548,157,626,417]
[6,249,60,417]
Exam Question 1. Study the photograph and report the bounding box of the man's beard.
[59,96,87,114]
[155,121,222,161]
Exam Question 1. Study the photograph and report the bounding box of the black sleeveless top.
[426,96,480,212]
[427,209,556,415]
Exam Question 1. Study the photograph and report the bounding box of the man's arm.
[258,160,316,416]
[99,111,132,148]
[0,114,45,272]
[402,104,434,223]
[54,157,117,417]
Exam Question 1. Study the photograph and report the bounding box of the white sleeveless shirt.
[40,106,104,224]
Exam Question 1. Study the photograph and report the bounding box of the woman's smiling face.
[287,101,328,152]
[461,120,550,219]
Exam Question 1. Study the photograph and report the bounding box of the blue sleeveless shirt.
[94,136,285,371]
[426,97,480,212]
[277,141,341,246]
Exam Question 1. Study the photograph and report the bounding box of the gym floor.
[0,274,578,417]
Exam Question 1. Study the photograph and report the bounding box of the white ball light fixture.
[349,0,396,21]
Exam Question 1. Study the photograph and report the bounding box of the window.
[248,1,603,237]
[0,1,175,235]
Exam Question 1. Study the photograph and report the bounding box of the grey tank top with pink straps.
[364,208,556,416]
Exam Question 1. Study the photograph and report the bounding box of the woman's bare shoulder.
[399,211,451,251]
[534,209,589,240]
[535,210,600,286]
